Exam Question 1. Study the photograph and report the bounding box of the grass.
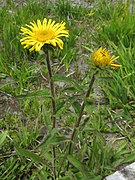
[0,0,135,179]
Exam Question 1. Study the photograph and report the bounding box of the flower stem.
[45,49,56,179]
[67,71,98,170]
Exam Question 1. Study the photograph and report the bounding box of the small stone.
[105,162,135,180]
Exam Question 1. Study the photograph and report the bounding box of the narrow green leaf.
[51,75,76,84]
[38,128,58,149]
[49,136,67,145]
[75,172,101,180]
[82,45,93,52]
[0,131,7,148]
[15,147,46,165]
[116,141,128,155]
[123,153,135,163]
[52,75,84,92]
[67,155,89,180]
[63,85,84,92]
[39,129,67,149]
[72,101,81,114]
[16,89,50,99]
[112,158,124,168]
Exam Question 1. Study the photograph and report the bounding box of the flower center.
[35,30,55,42]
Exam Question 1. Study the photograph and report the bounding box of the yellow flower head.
[91,47,121,69]
[20,18,69,52]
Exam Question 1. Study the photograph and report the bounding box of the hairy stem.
[45,49,56,179]
[67,71,98,170]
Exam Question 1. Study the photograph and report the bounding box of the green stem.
[45,49,56,179]
[45,50,56,128]
[67,71,98,170]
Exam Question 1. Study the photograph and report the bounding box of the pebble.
[105,162,135,180]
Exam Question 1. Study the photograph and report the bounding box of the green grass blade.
[67,155,89,180]
[16,89,51,99]
[51,75,77,84]
[0,131,7,148]
[38,128,67,149]
[15,147,47,165]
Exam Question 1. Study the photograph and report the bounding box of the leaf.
[52,75,84,92]
[15,147,46,165]
[38,128,58,149]
[116,141,129,156]
[0,131,7,148]
[50,136,67,145]
[63,86,84,92]
[16,89,50,99]
[37,128,67,149]
[75,172,101,180]
[112,158,124,168]
[82,45,93,52]
[123,153,135,163]
[72,101,82,114]
[51,75,76,84]
[67,155,89,180]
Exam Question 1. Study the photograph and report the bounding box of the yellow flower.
[20,18,69,52]
[91,47,121,69]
